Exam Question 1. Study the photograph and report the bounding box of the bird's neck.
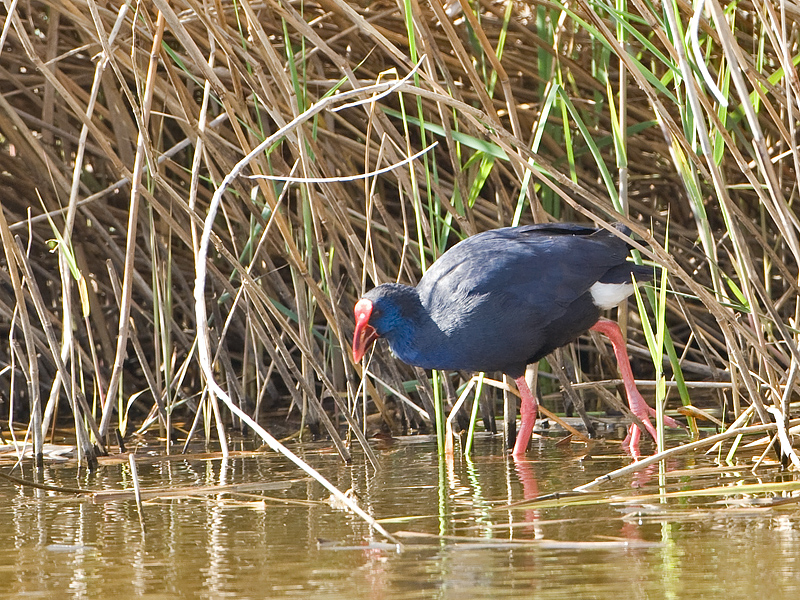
[380,291,445,368]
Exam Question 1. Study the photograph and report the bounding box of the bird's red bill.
[353,298,379,362]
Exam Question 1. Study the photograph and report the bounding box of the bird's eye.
[371,309,382,320]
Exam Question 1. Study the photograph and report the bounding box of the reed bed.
[0,0,798,486]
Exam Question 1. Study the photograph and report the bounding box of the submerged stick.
[0,470,91,495]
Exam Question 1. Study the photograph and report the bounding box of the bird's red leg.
[590,319,679,454]
[512,376,538,458]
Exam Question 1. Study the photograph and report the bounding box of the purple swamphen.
[352,222,678,457]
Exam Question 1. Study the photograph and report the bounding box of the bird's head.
[352,284,420,362]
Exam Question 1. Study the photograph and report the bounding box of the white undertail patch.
[590,282,635,310]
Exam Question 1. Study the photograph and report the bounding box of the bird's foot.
[623,424,643,460]
[625,388,681,455]
[512,435,532,459]
[512,376,538,458]
[627,388,680,434]
[511,408,537,458]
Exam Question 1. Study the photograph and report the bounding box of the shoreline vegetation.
[0,0,798,533]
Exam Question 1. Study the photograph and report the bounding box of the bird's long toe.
[632,394,681,431]
[626,388,659,438]
[646,405,681,429]
[624,424,643,459]
[624,388,683,458]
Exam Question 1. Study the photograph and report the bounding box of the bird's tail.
[599,223,654,284]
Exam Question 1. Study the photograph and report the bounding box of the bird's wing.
[418,224,637,314]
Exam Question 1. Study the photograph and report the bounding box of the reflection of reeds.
[0,0,798,480]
